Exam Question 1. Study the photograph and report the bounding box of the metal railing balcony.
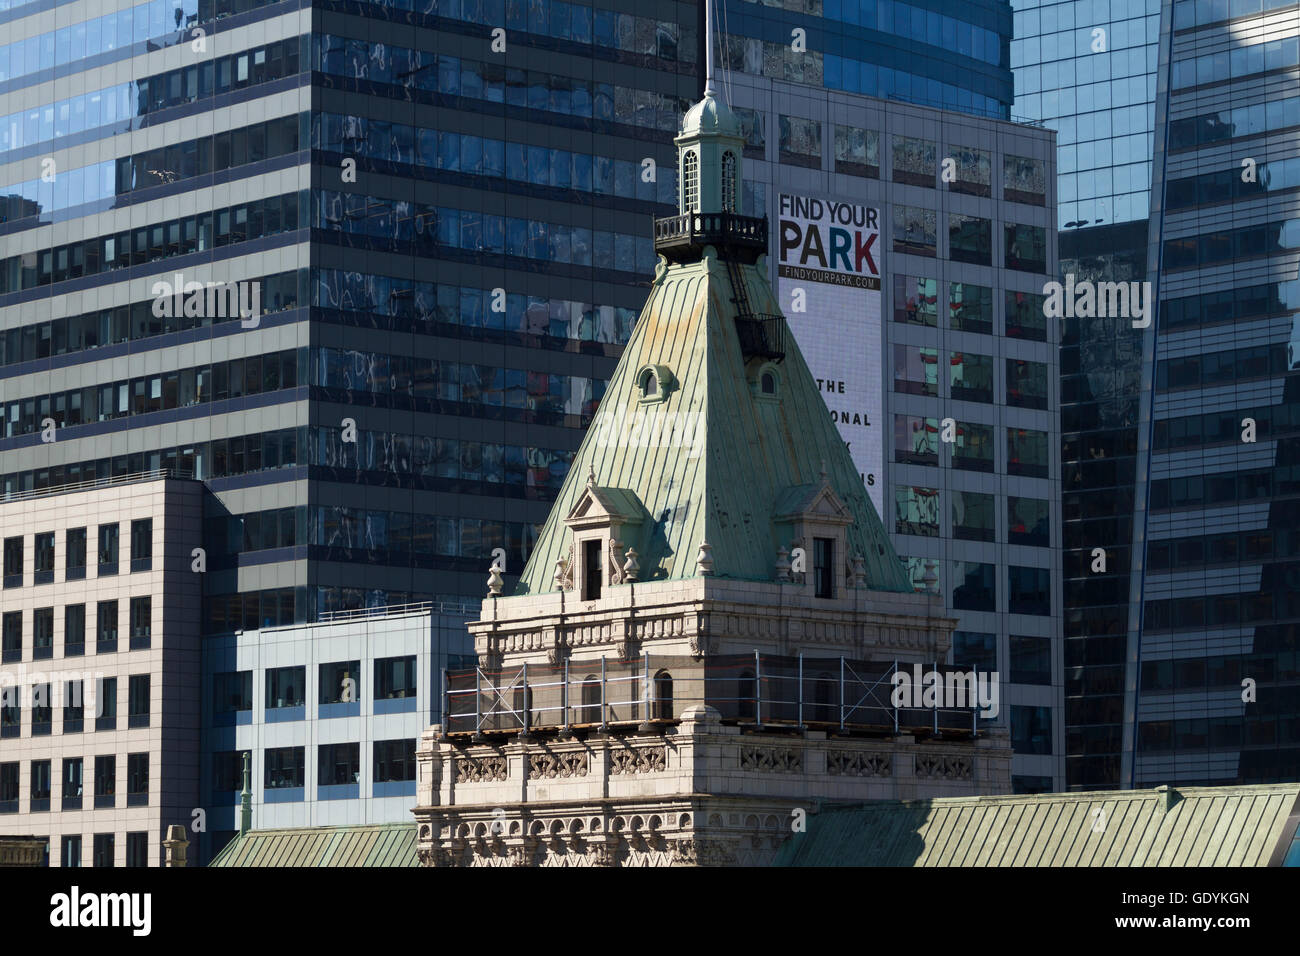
[653,212,768,262]
[735,313,786,362]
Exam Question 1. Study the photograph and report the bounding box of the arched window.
[682,150,699,212]
[721,151,737,212]
[581,677,601,724]
[653,670,674,720]
[640,368,658,397]
[761,371,776,394]
[737,669,756,720]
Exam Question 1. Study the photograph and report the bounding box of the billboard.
[776,193,883,515]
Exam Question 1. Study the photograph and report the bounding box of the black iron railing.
[653,212,768,261]
[735,313,786,361]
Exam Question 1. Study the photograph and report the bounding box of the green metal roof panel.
[209,823,419,867]
[774,784,1300,866]
[515,252,910,595]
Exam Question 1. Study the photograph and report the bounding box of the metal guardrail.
[319,600,479,622]
[0,468,194,504]
[735,313,786,361]
[653,212,768,250]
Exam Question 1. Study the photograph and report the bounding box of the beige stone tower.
[412,13,1011,868]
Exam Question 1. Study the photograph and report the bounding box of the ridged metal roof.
[209,823,418,868]
[514,251,910,594]
[773,784,1300,866]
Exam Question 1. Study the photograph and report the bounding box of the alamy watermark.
[891,664,999,718]
[151,273,261,328]
[591,404,705,459]
[1042,273,1153,328]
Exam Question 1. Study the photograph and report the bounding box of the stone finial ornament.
[553,557,569,591]
[774,546,791,582]
[851,553,867,588]
[623,548,640,582]
[697,541,714,575]
[488,564,504,596]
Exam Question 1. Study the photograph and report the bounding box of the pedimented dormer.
[559,470,645,601]
[773,470,865,598]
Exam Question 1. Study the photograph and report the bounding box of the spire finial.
[704,0,716,96]
[587,465,596,488]
[819,459,828,485]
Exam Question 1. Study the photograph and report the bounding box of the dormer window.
[682,149,699,212]
[750,363,780,401]
[721,151,737,212]
[813,537,834,598]
[641,370,658,397]
[582,539,603,600]
[637,365,674,404]
[761,371,776,394]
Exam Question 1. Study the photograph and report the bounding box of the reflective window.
[894,275,938,326]
[949,282,993,334]
[1004,154,1047,205]
[1007,358,1049,410]
[1008,428,1050,478]
[949,352,993,404]
[779,115,822,167]
[1009,497,1050,547]
[893,205,937,256]
[894,345,939,396]
[948,214,991,265]
[953,630,997,672]
[896,486,939,537]
[952,490,995,542]
[834,125,880,177]
[1009,566,1051,616]
[894,415,940,465]
[949,145,991,197]
[953,561,995,612]
[952,421,994,472]
[1006,290,1048,341]
[1004,224,1047,273]
[892,135,936,187]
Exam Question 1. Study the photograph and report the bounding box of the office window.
[893,275,937,326]
[62,758,83,810]
[63,680,83,733]
[894,415,939,465]
[128,674,150,728]
[1006,359,1048,410]
[320,660,362,705]
[893,345,939,396]
[127,753,149,807]
[64,604,85,656]
[0,685,17,738]
[1004,154,1047,205]
[1011,705,1052,754]
[949,145,991,197]
[834,125,879,177]
[126,832,149,867]
[96,600,118,651]
[1008,428,1050,478]
[896,487,939,537]
[129,596,151,648]
[95,676,116,730]
[1004,224,1047,273]
[374,739,417,782]
[892,135,935,187]
[130,518,152,571]
[213,752,244,792]
[893,205,936,256]
[948,214,991,265]
[1009,498,1050,547]
[952,631,997,674]
[93,755,116,808]
[952,490,995,542]
[97,524,119,574]
[66,528,87,579]
[949,352,993,403]
[375,656,417,699]
[952,421,994,472]
[900,556,941,595]
[2,536,22,587]
[2,611,21,662]
[266,666,305,710]
[214,671,252,713]
[1010,636,1051,685]
[31,759,51,812]
[33,607,54,659]
[813,537,834,599]
[949,282,993,335]
[1009,566,1051,616]
[0,762,17,813]
[778,115,821,167]
[319,742,361,786]
[953,561,995,612]
[92,833,115,867]
[1005,291,1047,341]
[61,835,82,868]
[34,531,54,583]
[265,746,305,789]
[31,682,51,735]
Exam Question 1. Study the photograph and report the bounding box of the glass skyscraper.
[0,0,698,627]
[1133,0,1300,786]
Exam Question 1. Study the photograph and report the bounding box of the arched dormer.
[721,150,737,212]
[681,149,700,212]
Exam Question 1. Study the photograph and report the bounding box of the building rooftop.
[209,823,419,868]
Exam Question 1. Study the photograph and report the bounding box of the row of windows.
[893,210,1048,273]
[0,676,149,736]
[1165,155,1300,211]
[814,0,1005,67]
[0,190,307,294]
[2,599,153,661]
[16,831,152,867]
[210,740,417,792]
[1149,465,1300,511]
[1144,584,1300,631]
[313,190,655,277]
[898,558,1053,616]
[893,348,1049,409]
[216,659,417,714]
[1153,402,1300,451]
[1159,277,1299,331]
[312,508,537,569]
[1168,91,1300,151]
[1173,0,1300,30]
[3,349,302,438]
[1141,652,1300,691]
[0,754,150,817]
[894,417,1052,478]
[951,631,1053,685]
[3,520,151,586]
[1171,32,1300,89]
[205,587,476,634]
[312,112,680,209]
[1147,524,1300,572]
[1156,342,1293,391]
[1,114,304,224]
[1138,716,1300,753]
[0,36,305,154]
[314,34,692,136]
[895,487,1050,547]
[896,278,1049,342]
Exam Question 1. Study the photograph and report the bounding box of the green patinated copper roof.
[209,823,418,867]
[514,251,911,594]
[773,784,1300,866]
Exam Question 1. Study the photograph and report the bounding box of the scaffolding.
[444,653,985,738]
